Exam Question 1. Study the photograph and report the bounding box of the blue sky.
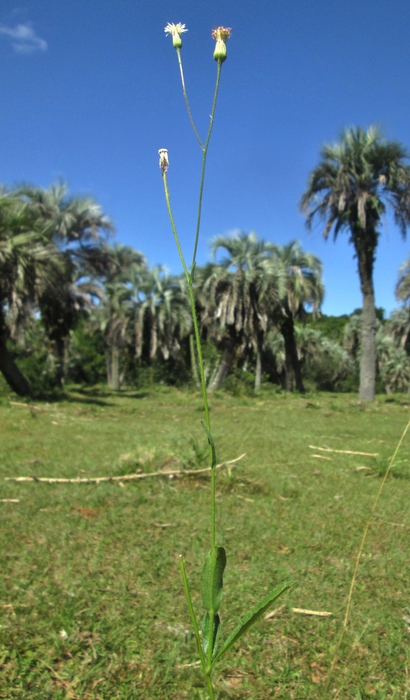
[1,0,410,317]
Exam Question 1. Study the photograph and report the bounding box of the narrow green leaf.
[201,421,217,468]
[200,547,226,613]
[202,612,221,656]
[212,582,292,666]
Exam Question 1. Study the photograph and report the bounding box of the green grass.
[1,386,410,698]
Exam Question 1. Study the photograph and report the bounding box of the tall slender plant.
[158,23,291,698]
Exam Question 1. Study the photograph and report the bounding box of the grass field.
[1,385,410,699]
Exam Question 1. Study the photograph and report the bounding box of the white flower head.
[164,22,187,49]
[158,148,169,173]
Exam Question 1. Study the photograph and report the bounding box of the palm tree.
[343,312,363,362]
[0,191,57,395]
[301,126,410,401]
[387,307,410,355]
[95,244,146,390]
[18,184,114,386]
[272,241,324,393]
[376,332,410,394]
[136,267,191,364]
[198,232,284,390]
[295,325,351,390]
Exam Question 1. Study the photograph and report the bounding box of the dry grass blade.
[291,607,333,617]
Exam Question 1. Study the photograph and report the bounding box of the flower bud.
[211,26,231,63]
[158,149,169,173]
[164,22,187,49]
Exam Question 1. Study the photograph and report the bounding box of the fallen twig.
[9,401,43,411]
[265,605,333,620]
[309,445,378,457]
[0,499,20,503]
[4,453,246,484]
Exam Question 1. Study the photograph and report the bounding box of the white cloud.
[0,22,47,54]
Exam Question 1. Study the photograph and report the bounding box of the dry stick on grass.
[265,606,333,620]
[3,453,246,484]
[309,445,379,457]
[328,417,410,696]
[9,401,43,412]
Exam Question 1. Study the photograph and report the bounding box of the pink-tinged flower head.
[158,148,169,173]
[164,22,187,49]
[211,26,231,63]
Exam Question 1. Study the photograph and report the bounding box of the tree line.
[2,126,410,399]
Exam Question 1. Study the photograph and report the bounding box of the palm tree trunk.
[110,346,120,390]
[0,322,31,397]
[105,351,112,387]
[209,333,236,391]
[281,316,305,393]
[358,246,377,401]
[54,337,66,389]
[254,332,264,391]
[150,318,157,360]
[255,350,262,391]
[359,285,377,401]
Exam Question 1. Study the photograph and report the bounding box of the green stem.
[179,557,215,700]
[189,334,200,387]
[191,60,222,272]
[176,48,203,150]
[179,556,206,671]
[162,172,215,547]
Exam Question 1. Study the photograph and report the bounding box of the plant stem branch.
[179,556,207,671]
[180,557,215,699]
[176,49,203,149]
[191,61,222,271]
[162,171,216,546]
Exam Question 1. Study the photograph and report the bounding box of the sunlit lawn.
[1,385,410,698]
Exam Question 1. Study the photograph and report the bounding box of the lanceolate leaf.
[212,582,292,666]
[202,611,221,656]
[200,546,226,614]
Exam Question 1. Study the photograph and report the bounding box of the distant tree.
[18,184,114,387]
[0,191,57,395]
[198,232,284,390]
[295,325,351,390]
[343,312,363,362]
[301,126,410,401]
[137,267,191,365]
[376,332,410,393]
[305,312,350,344]
[272,241,324,393]
[95,244,146,390]
[387,307,410,355]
